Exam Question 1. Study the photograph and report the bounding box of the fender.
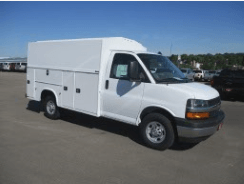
[136,105,176,126]
[40,88,60,106]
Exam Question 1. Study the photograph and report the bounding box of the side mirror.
[129,61,140,82]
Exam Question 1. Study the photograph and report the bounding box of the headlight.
[186,99,210,120]
[187,99,209,108]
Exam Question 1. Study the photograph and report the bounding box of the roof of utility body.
[34,37,147,52]
[36,37,139,43]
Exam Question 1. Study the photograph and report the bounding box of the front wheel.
[44,96,60,120]
[140,113,175,150]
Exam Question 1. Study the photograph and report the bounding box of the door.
[26,68,35,98]
[102,53,145,124]
[74,72,99,115]
[62,71,74,109]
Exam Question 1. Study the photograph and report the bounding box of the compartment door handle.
[105,80,109,89]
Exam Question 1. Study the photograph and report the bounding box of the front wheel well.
[139,107,178,139]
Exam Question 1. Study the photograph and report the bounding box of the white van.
[2,62,11,71]
[26,37,225,150]
[15,62,27,72]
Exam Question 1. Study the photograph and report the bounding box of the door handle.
[64,86,68,91]
[76,88,80,93]
[105,80,109,89]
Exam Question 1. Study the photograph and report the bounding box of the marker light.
[186,112,210,119]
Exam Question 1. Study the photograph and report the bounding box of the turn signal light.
[186,112,210,119]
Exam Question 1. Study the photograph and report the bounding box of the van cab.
[26,37,225,150]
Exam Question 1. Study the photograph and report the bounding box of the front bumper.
[175,110,225,142]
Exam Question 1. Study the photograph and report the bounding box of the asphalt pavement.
[0,72,244,184]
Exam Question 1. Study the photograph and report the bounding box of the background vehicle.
[194,70,208,81]
[211,69,244,99]
[215,71,221,77]
[193,70,203,81]
[204,70,218,81]
[26,37,225,150]
[180,68,195,81]
[202,70,210,81]
[2,62,11,71]
[205,70,220,81]
[0,63,3,71]
[10,63,16,71]
[15,62,27,72]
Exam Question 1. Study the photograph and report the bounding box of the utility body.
[26,37,225,150]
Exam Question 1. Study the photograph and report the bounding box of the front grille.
[208,96,221,107]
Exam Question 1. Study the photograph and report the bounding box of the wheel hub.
[46,101,56,115]
[146,121,166,143]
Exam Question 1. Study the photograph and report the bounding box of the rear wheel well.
[139,107,178,139]
[41,90,56,103]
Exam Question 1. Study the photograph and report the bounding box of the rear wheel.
[140,113,175,150]
[44,96,60,120]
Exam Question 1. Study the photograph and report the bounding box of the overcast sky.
[0,1,244,57]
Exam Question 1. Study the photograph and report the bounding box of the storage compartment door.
[26,68,35,98]
[74,72,99,115]
[62,71,74,109]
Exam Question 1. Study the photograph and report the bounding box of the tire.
[140,113,175,150]
[44,96,60,120]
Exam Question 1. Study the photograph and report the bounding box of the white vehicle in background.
[2,62,11,71]
[15,62,27,72]
[204,70,218,81]
[180,68,195,81]
[26,37,225,150]
[194,70,208,81]
[203,70,211,81]
[215,71,221,77]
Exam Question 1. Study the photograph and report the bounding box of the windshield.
[137,54,187,83]
[181,69,187,73]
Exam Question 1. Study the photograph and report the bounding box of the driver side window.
[110,54,135,80]
[110,53,149,82]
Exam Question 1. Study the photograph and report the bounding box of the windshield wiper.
[158,78,182,82]
[158,77,190,83]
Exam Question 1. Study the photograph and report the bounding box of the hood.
[168,82,219,100]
